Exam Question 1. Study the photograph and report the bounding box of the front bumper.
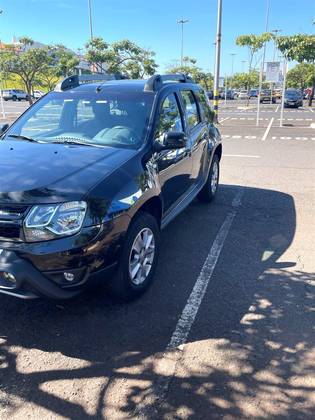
[0,249,118,300]
[0,216,130,300]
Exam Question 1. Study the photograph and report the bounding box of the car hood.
[0,140,137,204]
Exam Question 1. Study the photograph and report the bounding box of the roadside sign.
[266,62,280,83]
[219,77,224,88]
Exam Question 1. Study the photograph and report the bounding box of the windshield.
[285,90,301,99]
[2,89,154,149]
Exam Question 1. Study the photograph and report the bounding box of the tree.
[166,57,213,91]
[287,63,315,91]
[275,34,315,105]
[35,67,60,91]
[50,44,80,77]
[236,33,272,72]
[85,37,157,78]
[230,71,259,90]
[0,37,52,104]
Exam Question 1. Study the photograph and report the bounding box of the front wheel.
[198,155,220,203]
[106,212,160,301]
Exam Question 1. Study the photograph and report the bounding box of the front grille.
[0,204,30,241]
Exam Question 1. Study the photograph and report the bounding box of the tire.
[106,212,160,301]
[12,95,17,101]
[197,154,220,203]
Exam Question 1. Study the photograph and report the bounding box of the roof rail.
[54,73,128,92]
[144,73,194,92]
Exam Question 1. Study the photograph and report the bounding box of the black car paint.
[0,80,222,299]
[284,89,303,108]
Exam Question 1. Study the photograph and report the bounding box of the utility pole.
[256,0,270,126]
[88,0,94,40]
[213,0,222,122]
[177,19,189,67]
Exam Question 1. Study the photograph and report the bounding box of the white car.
[238,90,249,100]
[1,89,29,101]
[33,90,45,99]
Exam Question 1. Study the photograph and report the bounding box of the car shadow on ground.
[0,184,313,419]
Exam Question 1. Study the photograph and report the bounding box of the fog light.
[3,272,16,283]
[64,272,75,282]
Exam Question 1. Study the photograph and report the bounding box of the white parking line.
[168,189,243,349]
[262,117,274,141]
[136,189,243,416]
[219,117,230,123]
[275,104,280,112]
[310,108,314,113]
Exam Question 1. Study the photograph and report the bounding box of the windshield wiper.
[51,139,103,148]
[7,134,41,143]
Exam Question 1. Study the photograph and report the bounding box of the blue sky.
[0,0,314,75]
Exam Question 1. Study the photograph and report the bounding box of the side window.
[181,90,200,130]
[155,93,183,142]
[197,89,215,122]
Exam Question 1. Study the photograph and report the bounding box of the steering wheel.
[110,126,141,145]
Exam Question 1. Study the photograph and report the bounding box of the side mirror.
[154,131,187,152]
[0,123,9,135]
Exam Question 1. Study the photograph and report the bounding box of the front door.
[154,92,192,212]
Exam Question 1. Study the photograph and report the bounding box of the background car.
[1,89,29,101]
[259,89,276,103]
[207,90,213,100]
[238,90,249,100]
[32,90,45,99]
[284,88,303,108]
[249,89,258,98]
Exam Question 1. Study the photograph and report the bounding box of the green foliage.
[85,37,157,78]
[236,33,272,70]
[166,57,213,91]
[275,34,315,62]
[287,63,315,89]
[230,71,259,90]
[50,45,79,77]
[0,37,52,103]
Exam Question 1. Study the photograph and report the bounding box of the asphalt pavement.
[0,99,314,419]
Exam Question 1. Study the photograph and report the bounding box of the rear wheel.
[106,212,160,301]
[198,155,220,203]
[12,95,17,101]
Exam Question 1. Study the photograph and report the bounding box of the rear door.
[154,92,193,211]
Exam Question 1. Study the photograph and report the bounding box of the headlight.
[24,201,87,242]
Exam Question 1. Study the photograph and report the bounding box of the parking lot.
[0,100,314,419]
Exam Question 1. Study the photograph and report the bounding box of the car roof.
[55,77,200,95]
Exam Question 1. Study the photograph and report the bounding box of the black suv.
[0,74,222,301]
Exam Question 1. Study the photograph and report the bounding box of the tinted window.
[155,93,183,142]
[181,90,200,130]
[196,89,214,122]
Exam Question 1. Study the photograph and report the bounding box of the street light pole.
[230,53,236,88]
[0,9,6,119]
[88,0,94,40]
[256,0,270,126]
[213,0,223,122]
[271,29,282,61]
[177,19,189,67]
